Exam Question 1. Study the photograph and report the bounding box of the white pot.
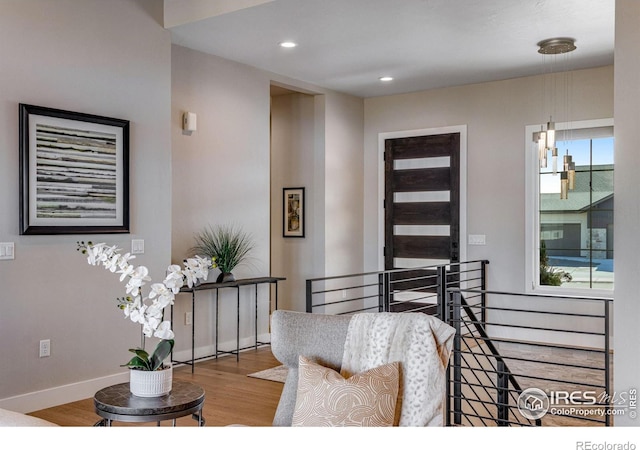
[129,365,173,397]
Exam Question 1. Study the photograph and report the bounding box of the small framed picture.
[19,104,130,235]
[283,187,305,238]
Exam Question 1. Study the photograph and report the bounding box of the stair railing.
[445,287,612,427]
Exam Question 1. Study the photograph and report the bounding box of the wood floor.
[25,343,614,428]
[27,346,284,427]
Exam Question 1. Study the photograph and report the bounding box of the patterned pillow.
[291,355,399,426]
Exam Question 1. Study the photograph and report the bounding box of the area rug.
[248,365,288,383]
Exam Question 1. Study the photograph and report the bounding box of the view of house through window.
[538,126,614,291]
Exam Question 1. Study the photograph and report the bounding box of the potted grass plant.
[191,224,255,283]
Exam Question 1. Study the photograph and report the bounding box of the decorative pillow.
[291,355,399,427]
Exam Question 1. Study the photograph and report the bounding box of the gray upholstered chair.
[270,309,455,427]
[269,309,352,426]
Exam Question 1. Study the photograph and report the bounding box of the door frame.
[377,125,468,271]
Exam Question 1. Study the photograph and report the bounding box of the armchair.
[270,310,351,426]
[269,309,455,427]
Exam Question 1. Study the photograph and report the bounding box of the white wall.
[171,45,364,354]
[270,91,365,312]
[0,0,172,412]
[324,93,365,278]
[171,44,272,358]
[270,93,317,311]
[613,0,640,427]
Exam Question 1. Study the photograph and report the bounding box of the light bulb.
[546,121,556,150]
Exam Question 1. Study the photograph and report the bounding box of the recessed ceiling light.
[379,76,394,82]
[279,41,297,48]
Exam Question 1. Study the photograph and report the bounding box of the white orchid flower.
[117,252,135,270]
[118,264,135,282]
[185,256,210,281]
[133,265,150,281]
[149,283,174,309]
[80,241,211,367]
[163,271,185,294]
[125,266,151,295]
[154,321,175,340]
[145,313,161,330]
[183,269,197,288]
[86,243,105,265]
[184,257,199,271]
[166,264,182,275]
[142,321,155,338]
[103,253,120,272]
[122,296,141,318]
[149,283,171,300]
[125,282,141,296]
[97,245,118,264]
[164,279,184,295]
[145,305,161,320]
[129,303,147,324]
[145,300,165,319]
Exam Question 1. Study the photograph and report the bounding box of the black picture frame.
[283,187,305,238]
[19,104,130,235]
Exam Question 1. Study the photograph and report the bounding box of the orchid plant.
[77,241,215,371]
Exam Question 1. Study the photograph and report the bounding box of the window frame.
[525,118,614,298]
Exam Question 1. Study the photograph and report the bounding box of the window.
[525,119,614,296]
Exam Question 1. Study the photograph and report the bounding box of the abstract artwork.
[19,104,129,235]
[283,187,305,238]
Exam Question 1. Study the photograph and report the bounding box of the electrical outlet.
[39,339,50,358]
[185,312,193,326]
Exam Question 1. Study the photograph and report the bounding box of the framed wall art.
[19,104,130,235]
[283,187,305,238]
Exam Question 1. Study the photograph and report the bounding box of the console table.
[171,276,285,372]
[93,380,205,426]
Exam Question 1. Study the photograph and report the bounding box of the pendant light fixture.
[560,171,569,200]
[534,37,577,199]
[564,150,576,190]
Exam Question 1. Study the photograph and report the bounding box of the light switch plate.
[468,235,486,245]
[131,239,144,254]
[0,242,15,260]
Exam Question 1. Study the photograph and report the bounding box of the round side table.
[93,380,205,426]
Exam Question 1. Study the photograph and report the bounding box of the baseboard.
[0,333,271,414]
[0,371,128,414]
[171,332,271,364]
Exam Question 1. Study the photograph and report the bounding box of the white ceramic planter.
[129,365,173,397]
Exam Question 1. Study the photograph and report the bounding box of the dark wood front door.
[384,133,460,308]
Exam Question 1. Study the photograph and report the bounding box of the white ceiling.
[167,0,615,98]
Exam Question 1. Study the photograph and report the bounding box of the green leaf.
[190,224,254,274]
[149,339,174,371]
[121,355,152,370]
[128,348,150,363]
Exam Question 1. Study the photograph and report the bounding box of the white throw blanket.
[340,312,455,426]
